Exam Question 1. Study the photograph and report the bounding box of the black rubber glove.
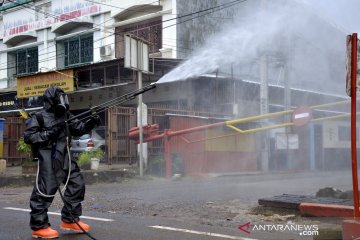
[45,126,62,140]
[84,115,101,132]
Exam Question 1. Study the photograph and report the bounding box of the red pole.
[164,129,172,178]
[350,33,360,218]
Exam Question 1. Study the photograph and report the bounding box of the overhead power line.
[3,0,159,67]
[83,0,176,15]
[0,0,246,73]
[1,0,243,70]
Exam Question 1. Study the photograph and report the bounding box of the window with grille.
[64,34,93,67]
[16,47,38,75]
[126,19,162,52]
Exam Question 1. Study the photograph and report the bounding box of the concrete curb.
[299,202,354,218]
[314,228,343,240]
[0,170,136,188]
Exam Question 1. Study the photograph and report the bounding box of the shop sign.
[0,92,16,111]
[1,0,101,39]
[17,69,74,98]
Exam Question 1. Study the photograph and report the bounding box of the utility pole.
[260,55,269,172]
[259,0,269,172]
[124,35,150,177]
[138,70,144,177]
[284,58,291,170]
[284,61,291,120]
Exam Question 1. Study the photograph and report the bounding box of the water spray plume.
[157,1,345,96]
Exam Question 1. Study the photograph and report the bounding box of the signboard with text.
[0,92,16,111]
[1,0,101,39]
[17,69,74,98]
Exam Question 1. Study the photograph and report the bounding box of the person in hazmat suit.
[24,87,100,239]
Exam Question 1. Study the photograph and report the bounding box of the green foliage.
[17,137,36,166]
[147,153,183,177]
[77,148,104,167]
[16,137,31,154]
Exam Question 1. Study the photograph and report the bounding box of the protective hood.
[43,87,69,116]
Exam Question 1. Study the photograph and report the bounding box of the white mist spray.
[157,0,346,95]
[158,6,284,83]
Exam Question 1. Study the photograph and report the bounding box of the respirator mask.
[54,93,69,116]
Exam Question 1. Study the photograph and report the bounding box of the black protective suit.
[24,87,99,231]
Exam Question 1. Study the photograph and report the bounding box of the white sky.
[302,0,360,34]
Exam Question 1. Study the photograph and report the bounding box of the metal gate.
[3,117,26,166]
[107,105,225,164]
[107,107,137,164]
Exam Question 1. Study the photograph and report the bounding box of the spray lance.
[18,82,156,171]
[18,82,157,124]
[66,82,157,124]
[18,82,156,161]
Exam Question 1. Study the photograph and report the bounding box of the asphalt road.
[0,170,353,240]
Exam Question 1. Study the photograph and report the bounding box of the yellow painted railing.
[225,99,353,134]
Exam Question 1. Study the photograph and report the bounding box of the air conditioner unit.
[100,45,112,57]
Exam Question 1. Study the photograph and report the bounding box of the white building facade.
[0,0,177,96]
